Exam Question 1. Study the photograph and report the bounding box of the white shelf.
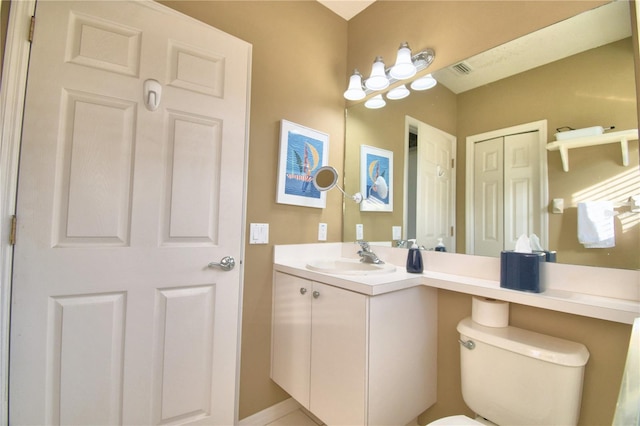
[546,128,638,172]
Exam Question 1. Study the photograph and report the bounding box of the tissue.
[529,234,543,251]
[514,234,532,253]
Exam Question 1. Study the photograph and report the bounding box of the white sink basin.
[306,258,396,275]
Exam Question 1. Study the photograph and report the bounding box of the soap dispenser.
[406,239,423,273]
[435,238,447,252]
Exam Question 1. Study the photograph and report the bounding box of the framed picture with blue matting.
[276,120,329,208]
[360,145,393,212]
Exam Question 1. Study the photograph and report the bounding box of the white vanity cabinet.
[271,271,437,426]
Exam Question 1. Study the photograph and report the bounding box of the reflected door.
[407,118,456,251]
[473,131,542,256]
[9,1,250,424]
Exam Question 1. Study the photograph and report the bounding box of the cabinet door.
[310,282,368,426]
[271,272,312,408]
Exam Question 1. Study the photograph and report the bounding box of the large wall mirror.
[343,1,639,270]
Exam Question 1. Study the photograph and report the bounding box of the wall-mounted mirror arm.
[313,166,363,203]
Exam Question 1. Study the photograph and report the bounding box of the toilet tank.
[457,317,590,426]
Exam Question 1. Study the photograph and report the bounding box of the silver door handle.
[208,256,236,271]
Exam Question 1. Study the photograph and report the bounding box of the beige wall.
[163,1,634,423]
[346,1,609,95]
[2,0,634,423]
[424,291,632,426]
[344,17,638,273]
[343,9,636,422]
[0,0,9,70]
[160,1,350,418]
[344,84,457,243]
[457,38,638,269]
[634,0,640,126]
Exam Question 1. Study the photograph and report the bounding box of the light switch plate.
[392,226,402,240]
[318,223,328,241]
[356,224,364,240]
[250,223,269,244]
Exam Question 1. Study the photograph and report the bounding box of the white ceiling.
[317,0,376,20]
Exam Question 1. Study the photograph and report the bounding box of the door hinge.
[450,226,454,237]
[451,158,455,169]
[28,16,35,42]
[10,215,17,245]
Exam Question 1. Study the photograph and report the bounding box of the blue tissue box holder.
[534,250,556,262]
[500,251,547,293]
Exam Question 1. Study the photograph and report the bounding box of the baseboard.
[238,398,302,426]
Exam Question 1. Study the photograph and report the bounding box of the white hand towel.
[577,201,615,248]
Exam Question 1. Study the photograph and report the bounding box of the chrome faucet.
[356,240,384,264]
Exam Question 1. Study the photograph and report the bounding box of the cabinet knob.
[300,288,307,295]
[312,291,320,299]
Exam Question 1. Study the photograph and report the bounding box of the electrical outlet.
[356,224,364,240]
[318,223,328,241]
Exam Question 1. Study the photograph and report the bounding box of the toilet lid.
[427,415,485,425]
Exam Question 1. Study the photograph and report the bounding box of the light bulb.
[343,70,366,100]
[386,84,410,100]
[364,94,386,109]
[410,74,437,91]
[365,57,389,91]
[390,42,417,80]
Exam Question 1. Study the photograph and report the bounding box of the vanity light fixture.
[365,94,386,109]
[344,44,436,106]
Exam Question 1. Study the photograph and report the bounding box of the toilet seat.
[427,415,485,425]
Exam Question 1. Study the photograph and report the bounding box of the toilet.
[428,317,590,425]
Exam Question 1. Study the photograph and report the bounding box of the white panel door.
[415,123,456,250]
[474,137,504,257]
[405,117,456,252]
[473,132,541,256]
[503,132,541,250]
[9,1,250,425]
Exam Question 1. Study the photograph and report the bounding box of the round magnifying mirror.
[312,166,338,191]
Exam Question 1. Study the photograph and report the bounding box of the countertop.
[274,243,640,325]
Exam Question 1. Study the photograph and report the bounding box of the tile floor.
[265,409,323,426]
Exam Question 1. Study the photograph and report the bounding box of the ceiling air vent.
[450,61,473,75]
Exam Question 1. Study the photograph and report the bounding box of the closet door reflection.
[473,131,542,256]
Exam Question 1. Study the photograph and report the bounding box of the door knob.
[312,291,320,299]
[208,256,236,271]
